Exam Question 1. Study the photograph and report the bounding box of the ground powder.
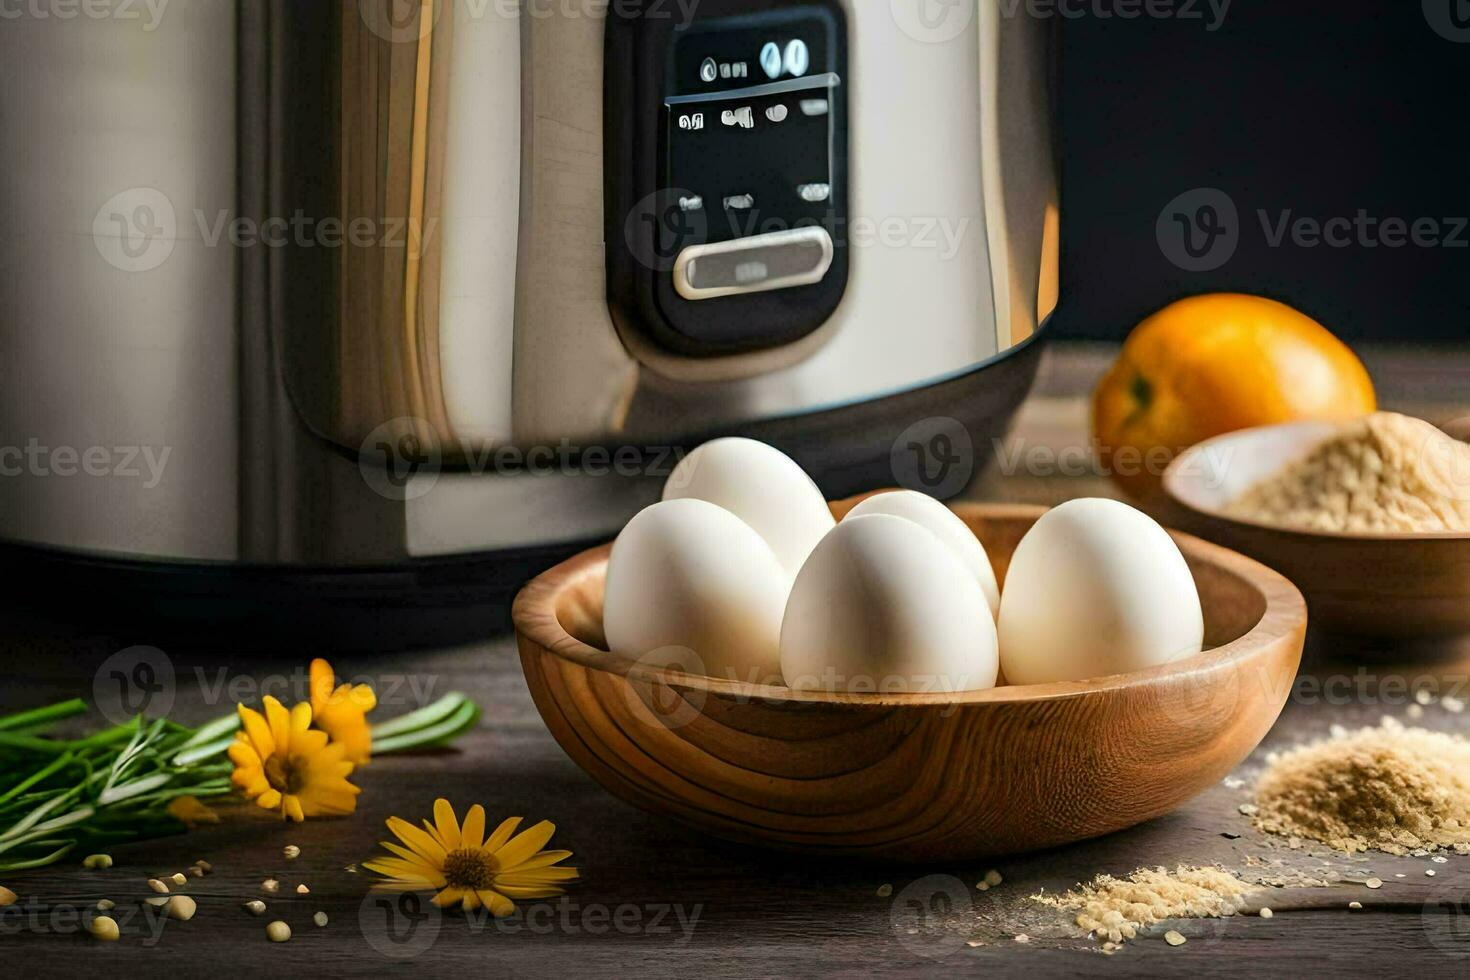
[1253,718,1470,855]
[1034,866,1253,943]
[1226,412,1470,533]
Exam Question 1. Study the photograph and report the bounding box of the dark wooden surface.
[4,343,1470,978]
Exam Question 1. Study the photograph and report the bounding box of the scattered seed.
[169,872,187,886]
[1365,878,1383,889]
[983,869,1003,887]
[1427,870,1437,877]
[1164,930,1187,946]
[1415,688,1435,705]
[1238,803,1259,816]
[144,896,169,907]
[82,854,114,870]
[344,864,358,874]
[283,845,301,860]
[976,881,990,892]
[0,887,16,907]
[1013,934,1030,944]
[1407,704,1425,720]
[195,860,213,873]
[1397,874,1407,878]
[1433,855,1449,863]
[313,911,328,928]
[966,939,986,948]
[244,900,267,916]
[188,866,205,878]
[1259,908,1274,918]
[147,878,169,894]
[262,878,280,894]
[90,915,121,941]
[1223,777,1245,789]
[96,899,115,911]
[266,920,292,943]
[167,896,198,921]
[1348,901,1362,910]
[1444,696,1465,714]
[875,884,892,897]
[296,884,310,895]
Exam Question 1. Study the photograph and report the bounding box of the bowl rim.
[1163,422,1470,543]
[512,501,1308,708]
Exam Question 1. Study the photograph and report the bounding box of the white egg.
[998,498,1204,685]
[663,438,835,581]
[603,499,787,684]
[845,490,1001,616]
[780,515,999,694]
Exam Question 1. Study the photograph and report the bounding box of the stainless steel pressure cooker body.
[0,1,1057,637]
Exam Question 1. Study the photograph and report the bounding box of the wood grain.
[514,502,1307,862]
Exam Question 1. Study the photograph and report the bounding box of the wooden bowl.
[1163,423,1470,643]
[513,500,1305,863]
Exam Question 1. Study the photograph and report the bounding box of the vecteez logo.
[1424,0,1470,42]
[1156,187,1240,272]
[1158,186,1469,271]
[0,0,170,31]
[92,187,177,273]
[890,417,976,501]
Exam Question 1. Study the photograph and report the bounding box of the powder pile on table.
[1253,717,1470,855]
[1033,866,1254,944]
[1226,412,1470,533]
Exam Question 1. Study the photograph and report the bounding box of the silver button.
[765,104,789,123]
[760,42,783,79]
[700,57,718,83]
[799,98,829,117]
[797,183,831,203]
[784,39,810,77]
[722,194,755,211]
[674,227,834,301]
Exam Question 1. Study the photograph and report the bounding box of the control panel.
[606,1,849,356]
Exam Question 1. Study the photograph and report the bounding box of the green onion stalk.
[0,692,480,872]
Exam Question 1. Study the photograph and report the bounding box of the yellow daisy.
[228,696,360,821]
[309,658,377,766]
[364,799,579,916]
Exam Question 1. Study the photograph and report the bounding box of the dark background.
[1054,0,1470,342]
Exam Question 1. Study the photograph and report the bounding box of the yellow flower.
[364,799,578,916]
[166,795,220,827]
[309,658,377,766]
[228,696,360,821]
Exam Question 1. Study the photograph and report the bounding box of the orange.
[1092,293,1376,501]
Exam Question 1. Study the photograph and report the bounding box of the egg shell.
[663,438,835,581]
[603,499,787,683]
[997,498,1204,685]
[780,514,999,694]
[845,490,1001,616]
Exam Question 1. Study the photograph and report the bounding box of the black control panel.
[606,1,849,357]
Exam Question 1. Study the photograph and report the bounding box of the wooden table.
[5,343,1470,978]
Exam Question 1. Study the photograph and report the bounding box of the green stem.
[370,692,469,739]
[0,751,74,805]
[0,699,87,733]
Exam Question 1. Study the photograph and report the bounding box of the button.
[700,57,718,83]
[760,42,783,79]
[721,107,755,129]
[722,194,755,211]
[784,39,810,77]
[765,104,789,123]
[678,195,704,212]
[674,227,835,301]
[797,183,831,203]
[799,98,829,117]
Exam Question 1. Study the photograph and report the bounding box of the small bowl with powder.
[1162,413,1470,644]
